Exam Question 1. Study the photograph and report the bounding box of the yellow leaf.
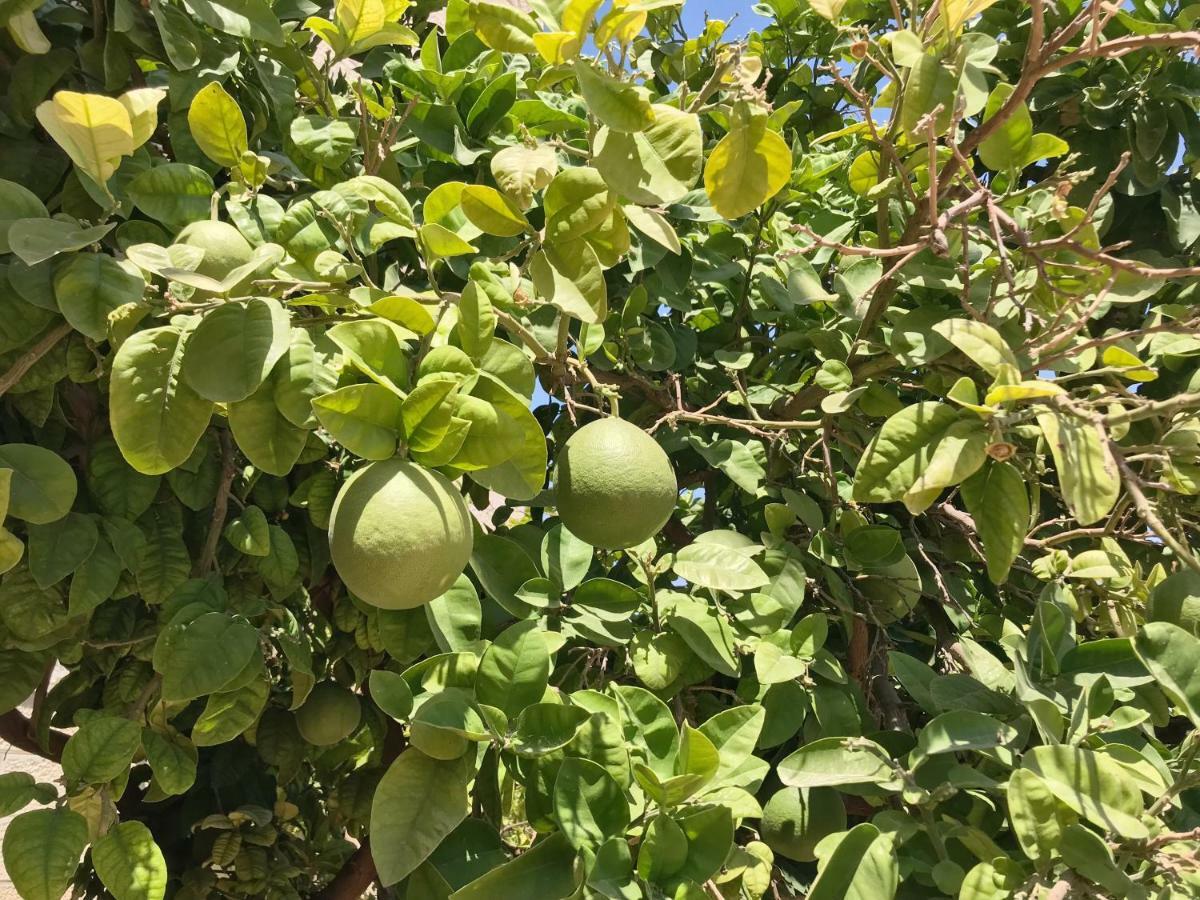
[942,0,1001,33]
[188,82,249,169]
[119,88,166,149]
[984,381,1065,405]
[419,223,477,259]
[460,185,530,237]
[337,0,386,45]
[304,16,346,54]
[703,104,791,220]
[35,91,135,188]
[533,30,582,64]
[595,8,645,45]
[1101,346,1157,382]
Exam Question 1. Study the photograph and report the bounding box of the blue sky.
[679,0,761,37]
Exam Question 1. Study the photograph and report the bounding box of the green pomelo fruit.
[175,220,254,281]
[760,786,846,862]
[295,682,362,747]
[554,417,676,550]
[329,459,474,609]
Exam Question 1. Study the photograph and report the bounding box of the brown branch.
[315,839,377,900]
[0,709,69,762]
[0,321,72,397]
[193,428,237,577]
[1112,450,1200,576]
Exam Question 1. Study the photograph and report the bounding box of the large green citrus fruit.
[295,683,361,747]
[554,417,676,549]
[760,786,846,862]
[175,220,254,281]
[328,459,474,609]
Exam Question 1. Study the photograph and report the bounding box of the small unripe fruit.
[329,459,474,609]
[760,786,846,862]
[174,221,254,281]
[554,417,677,550]
[295,683,361,747]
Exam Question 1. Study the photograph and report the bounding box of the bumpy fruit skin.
[295,683,362,747]
[760,786,846,862]
[329,459,473,609]
[554,417,677,550]
[174,221,254,280]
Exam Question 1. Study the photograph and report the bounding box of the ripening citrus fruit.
[760,786,846,862]
[295,683,361,747]
[328,459,473,609]
[175,221,254,280]
[554,417,676,549]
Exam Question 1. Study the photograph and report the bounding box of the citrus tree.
[1,0,1200,897]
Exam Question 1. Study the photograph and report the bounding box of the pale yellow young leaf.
[119,88,166,149]
[188,81,249,169]
[7,10,50,54]
[809,0,848,21]
[36,91,135,187]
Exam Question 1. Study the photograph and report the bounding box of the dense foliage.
[0,0,1199,897]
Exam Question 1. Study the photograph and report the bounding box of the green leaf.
[663,594,739,677]
[53,253,144,340]
[912,710,1017,763]
[978,82,1032,172]
[960,460,1028,584]
[92,821,168,900]
[853,402,986,506]
[1035,411,1120,525]
[704,103,791,220]
[110,326,213,475]
[191,671,270,746]
[8,218,115,266]
[1007,768,1075,864]
[180,0,283,45]
[531,240,607,324]
[0,772,37,818]
[1,808,87,900]
[141,728,197,796]
[807,823,898,900]
[593,105,702,206]
[673,542,769,592]
[554,757,630,848]
[369,669,414,720]
[153,611,259,702]
[574,62,654,133]
[0,648,51,714]
[182,299,290,402]
[127,163,214,228]
[1133,622,1200,727]
[313,383,404,460]
[930,319,1019,378]
[1022,745,1147,839]
[475,619,550,718]
[512,703,590,756]
[228,380,308,477]
[778,737,896,788]
[0,443,78,524]
[28,512,98,588]
[62,715,141,785]
[450,831,579,899]
[370,749,472,886]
